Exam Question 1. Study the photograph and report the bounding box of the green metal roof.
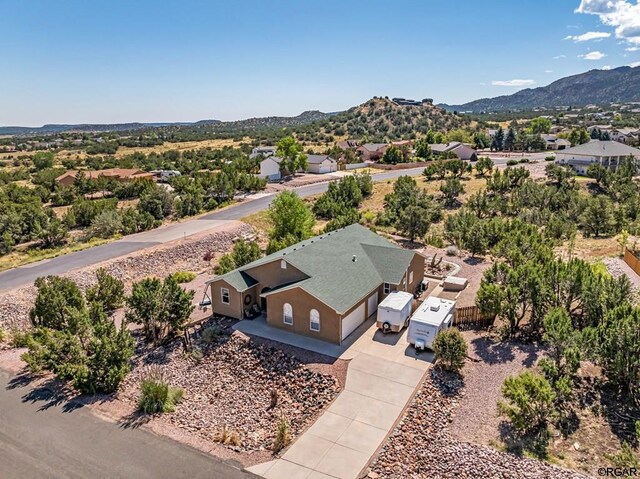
[211,224,418,314]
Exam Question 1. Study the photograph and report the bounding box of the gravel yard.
[367,368,588,479]
[450,331,545,446]
[0,222,252,330]
[118,320,342,457]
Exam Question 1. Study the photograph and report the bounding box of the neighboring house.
[540,134,570,150]
[207,224,425,344]
[356,143,388,161]
[258,156,283,181]
[249,146,277,159]
[611,128,639,146]
[336,140,359,150]
[306,155,338,174]
[55,168,154,186]
[555,140,640,175]
[430,142,478,161]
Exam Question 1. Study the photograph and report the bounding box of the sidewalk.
[244,322,433,479]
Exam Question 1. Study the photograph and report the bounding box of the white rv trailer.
[407,296,455,350]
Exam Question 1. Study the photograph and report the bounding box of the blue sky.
[1,0,639,125]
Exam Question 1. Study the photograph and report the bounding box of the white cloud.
[627,46,640,50]
[553,54,567,59]
[580,50,607,59]
[630,61,640,67]
[564,31,611,41]
[576,0,640,45]
[602,65,612,69]
[491,79,537,87]
[545,70,554,73]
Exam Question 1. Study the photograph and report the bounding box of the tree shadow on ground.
[19,376,85,413]
[430,367,464,397]
[463,256,485,266]
[470,336,544,367]
[118,411,152,430]
[597,383,640,447]
[498,420,550,459]
[556,408,581,438]
[6,371,38,390]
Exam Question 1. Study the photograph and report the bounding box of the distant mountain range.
[0,110,335,136]
[441,66,640,113]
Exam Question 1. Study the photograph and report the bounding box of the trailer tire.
[382,321,391,333]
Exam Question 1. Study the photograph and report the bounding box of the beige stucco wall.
[243,259,308,291]
[265,287,341,344]
[209,278,244,319]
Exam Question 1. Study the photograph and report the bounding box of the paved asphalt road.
[0,167,427,292]
[0,370,255,479]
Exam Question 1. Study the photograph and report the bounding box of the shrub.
[86,268,124,312]
[544,156,555,162]
[506,159,519,166]
[10,328,31,348]
[272,416,292,452]
[86,210,123,239]
[214,425,242,446]
[446,245,458,256]
[519,158,530,163]
[498,371,556,433]
[605,443,640,469]
[0,328,5,343]
[171,271,197,284]
[425,234,445,248]
[139,367,184,414]
[202,325,223,344]
[433,328,467,372]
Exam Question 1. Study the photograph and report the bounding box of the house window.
[281,260,287,269]
[409,271,414,285]
[221,288,230,305]
[310,309,320,332]
[383,283,391,294]
[283,303,293,325]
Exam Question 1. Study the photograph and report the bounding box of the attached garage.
[367,291,378,317]
[341,302,366,341]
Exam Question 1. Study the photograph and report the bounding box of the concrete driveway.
[243,319,432,479]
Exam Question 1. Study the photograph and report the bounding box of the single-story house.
[555,140,640,175]
[249,146,277,159]
[430,142,478,161]
[356,143,388,161]
[258,156,283,181]
[207,224,425,344]
[336,140,359,150]
[55,168,154,187]
[306,155,338,174]
[540,134,571,151]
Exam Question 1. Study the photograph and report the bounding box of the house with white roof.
[555,140,640,175]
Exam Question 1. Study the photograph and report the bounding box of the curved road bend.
[0,168,426,292]
[0,370,255,479]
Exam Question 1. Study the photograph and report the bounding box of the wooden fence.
[453,306,494,330]
[624,248,640,277]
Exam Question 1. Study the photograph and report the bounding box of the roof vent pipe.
[352,255,357,262]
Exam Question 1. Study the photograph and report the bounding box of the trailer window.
[283,303,293,325]
[310,309,320,332]
[221,288,230,304]
[383,283,391,294]
[409,271,414,285]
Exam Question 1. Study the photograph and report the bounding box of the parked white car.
[407,297,455,350]
[376,291,414,333]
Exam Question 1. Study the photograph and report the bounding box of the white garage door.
[319,165,331,174]
[367,291,379,317]
[341,302,366,341]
